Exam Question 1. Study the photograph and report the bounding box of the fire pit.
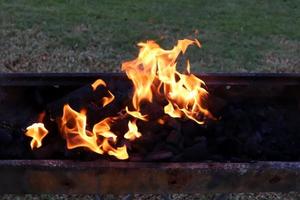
[0,73,299,194]
[0,39,299,193]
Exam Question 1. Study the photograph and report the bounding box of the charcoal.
[155,130,169,139]
[243,132,263,157]
[130,137,153,154]
[145,150,173,161]
[47,84,111,118]
[166,117,181,131]
[210,154,226,162]
[1,76,300,162]
[207,95,227,116]
[166,130,182,145]
[181,120,209,143]
[0,140,26,159]
[128,154,144,161]
[175,136,208,161]
[140,121,166,137]
[63,147,94,160]
[140,102,165,121]
[86,103,125,129]
[216,137,241,157]
[0,128,13,144]
[41,93,300,162]
[32,142,62,159]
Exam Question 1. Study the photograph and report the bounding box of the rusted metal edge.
[0,160,299,194]
[0,72,299,86]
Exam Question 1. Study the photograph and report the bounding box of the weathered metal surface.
[0,160,299,194]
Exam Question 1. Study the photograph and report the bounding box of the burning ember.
[25,39,213,160]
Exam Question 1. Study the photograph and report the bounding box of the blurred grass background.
[0,0,299,72]
[0,0,299,199]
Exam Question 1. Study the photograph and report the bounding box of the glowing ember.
[24,38,213,160]
[25,123,48,149]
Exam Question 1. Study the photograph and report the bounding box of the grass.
[0,0,299,72]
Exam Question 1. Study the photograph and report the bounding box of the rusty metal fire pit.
[0,73,299,194]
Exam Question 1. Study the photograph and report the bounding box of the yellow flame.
[122,39,213,124]
[92,79,115,107]
[91,79,106,91]
[124,120,142,141]
[102,90,115,107]
[25,123,48,149]
[125,106,148,121]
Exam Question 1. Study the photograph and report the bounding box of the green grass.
[0,0,299,72]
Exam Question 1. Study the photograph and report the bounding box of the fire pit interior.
[0,73,299,163]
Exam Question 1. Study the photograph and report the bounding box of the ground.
[0,0,299,199]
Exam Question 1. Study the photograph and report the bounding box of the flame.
[102,139,128,159]
[122,39,212,124]
[91,79,106,91]
[124,120,142,141]
[186,60,191,74]
[102,90,115,107]
[60,104,102,154]
[92,79,115,107]
[60,104,128,160]
[24,38,213,160]
[25,123,48,149]
[125,106,147,121]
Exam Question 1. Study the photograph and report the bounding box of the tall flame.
[122,39,212,124]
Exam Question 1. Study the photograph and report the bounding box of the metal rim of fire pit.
[0,160,299,194]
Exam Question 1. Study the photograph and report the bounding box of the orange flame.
[60,104,128,160]
[122,39,212,124]
[92,79,115,107]
[125,106,148,121]
[25,123,48,149]
[102,90,115,107]
[91,79,106,91]
[124,120,142,141]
